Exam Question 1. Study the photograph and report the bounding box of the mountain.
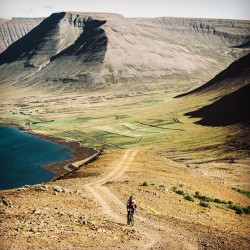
[0,12,249,91]
[181,53,250,126]
[0,17,44,53]
[175,52,250,156]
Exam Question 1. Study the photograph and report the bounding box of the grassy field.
[0,86,248,164]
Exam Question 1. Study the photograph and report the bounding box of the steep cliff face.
[0,12,249,91]
[45,13,108,87]
[0,17,44,53]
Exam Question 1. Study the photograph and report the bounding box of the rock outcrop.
[1,196,12,207]
[139,17,250,46]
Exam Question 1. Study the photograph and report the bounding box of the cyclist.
[127,196,137,225]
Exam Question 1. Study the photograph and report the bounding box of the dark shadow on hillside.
[50,19,107,63]
[0,12,66,65]
[233,40,250,48]
[185,84,250,126]
[175,53,250,98]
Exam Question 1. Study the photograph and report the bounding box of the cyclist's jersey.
[127,199,136,208]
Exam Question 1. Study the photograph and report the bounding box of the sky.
[0,0,249,20]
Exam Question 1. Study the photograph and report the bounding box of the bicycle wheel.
[128,212,132,225]
[131,213,134,226]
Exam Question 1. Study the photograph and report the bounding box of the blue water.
[0,126,73,190]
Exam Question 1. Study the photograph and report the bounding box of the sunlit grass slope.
[1,88,248,164]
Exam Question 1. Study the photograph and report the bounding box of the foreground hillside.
[0,12,249,92]
[1,68,250,249]
[1,150,249,249]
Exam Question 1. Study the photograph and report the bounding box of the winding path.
[84,149,138,222]
[83,149,196,249]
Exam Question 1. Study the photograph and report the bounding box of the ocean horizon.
[0,126,73,190]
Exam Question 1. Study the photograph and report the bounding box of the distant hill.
[0,12,250,91]
[0,18,8,25]
[0,17,44,53]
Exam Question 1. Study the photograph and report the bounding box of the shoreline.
[0,122,100,183]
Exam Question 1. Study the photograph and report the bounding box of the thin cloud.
[44,5,53,11]
[21,6,34,16]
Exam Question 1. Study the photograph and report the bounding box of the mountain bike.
[127,208,134,226]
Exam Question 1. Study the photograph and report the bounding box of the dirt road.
[84,149,197,249]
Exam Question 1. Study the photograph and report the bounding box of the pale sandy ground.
[1,149,249,249]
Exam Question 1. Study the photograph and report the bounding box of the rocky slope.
[135,17,250,47]
[0,17,44,53]
[0,12,249,91]
[0,150,249,249]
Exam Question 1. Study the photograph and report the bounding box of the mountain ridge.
[0,12,250,92]
[176,52,250,98]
